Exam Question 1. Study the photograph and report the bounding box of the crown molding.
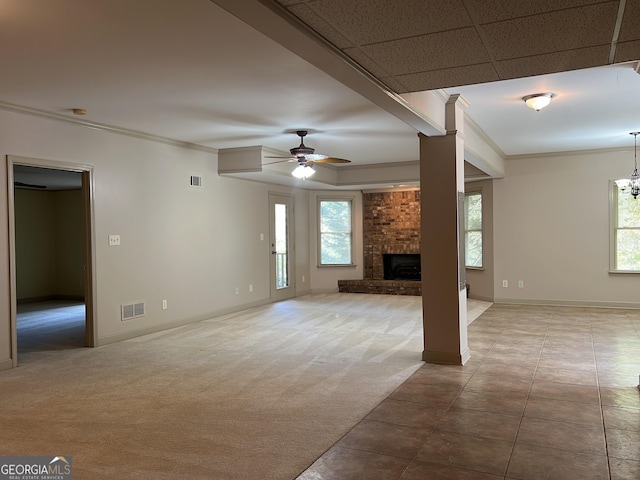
[0,100,219,154]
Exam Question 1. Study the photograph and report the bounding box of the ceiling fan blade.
[313,157,351,164]
[262,158,297,165]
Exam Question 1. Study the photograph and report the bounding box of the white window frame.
[317,196,354,267]
[609,180,640,273]
[464,190,483,270]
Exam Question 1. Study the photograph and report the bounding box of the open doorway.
[8,157,95,366]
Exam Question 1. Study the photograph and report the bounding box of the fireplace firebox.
[383,254,421,281]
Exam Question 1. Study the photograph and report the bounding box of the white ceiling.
[448,62,640,156]
[3,0,640,190]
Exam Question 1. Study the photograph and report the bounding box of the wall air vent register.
[121,302,145,321]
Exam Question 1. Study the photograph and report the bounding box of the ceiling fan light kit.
[292,163,315,179]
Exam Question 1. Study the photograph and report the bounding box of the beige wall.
[14,189,56,299]
[54,189,85,297]
[494,149,640,307]
[0,109,309,369]
[15,189,85,301]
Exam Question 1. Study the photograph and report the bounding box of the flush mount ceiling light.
[615,132,640,199]
[291,162,315,179]
[522,93,555,111]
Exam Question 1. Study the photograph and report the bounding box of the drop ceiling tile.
[380,76,410,94]
[297,0,472,46]
[343,47,392,78]
[618,0,640,42]
[495,46,611,80]
[481,3,619,61]
[395,63,499,91]
[465,0,610,24]
[288,4,353,49]
[614,40,640,63]
[360,28,491,76]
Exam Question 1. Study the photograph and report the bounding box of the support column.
[420,94,469,365]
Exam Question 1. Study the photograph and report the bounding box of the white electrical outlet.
[235,287,239,295]
[518,280,524,288]
[502,280,508,288]
[108,234,121,246]
[162,299,167,310]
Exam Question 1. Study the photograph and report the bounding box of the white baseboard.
[97,297,273,346]
[494,297,640,309]
[0,358,14,371]
[422,347,471,365]
[468,294,494,302]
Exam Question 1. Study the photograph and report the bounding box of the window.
[319,198,353,265]
[611,183,640,271]
[464,191,483,268]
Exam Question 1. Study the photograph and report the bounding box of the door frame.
[268,192,296,302]
[7,155,97,367]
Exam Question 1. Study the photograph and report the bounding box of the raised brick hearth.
[339,190,421,295]
[338,279,421,295]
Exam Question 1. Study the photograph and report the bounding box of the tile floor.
[297,304,640,480]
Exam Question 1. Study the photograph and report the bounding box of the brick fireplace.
[339,190,421,295]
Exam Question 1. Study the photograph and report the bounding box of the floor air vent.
[121,302,145,321]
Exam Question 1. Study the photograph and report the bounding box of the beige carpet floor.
[2,293,481,479]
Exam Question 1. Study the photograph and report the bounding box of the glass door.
[269,194,295,301]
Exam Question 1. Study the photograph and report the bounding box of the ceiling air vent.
[121,301,145,321]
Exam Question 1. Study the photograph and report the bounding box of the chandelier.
[615,132,640,199]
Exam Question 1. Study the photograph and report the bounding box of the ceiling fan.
[264,130,351,179]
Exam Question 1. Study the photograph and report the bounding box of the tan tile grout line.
[498,310,547,479]
[593,310,640,480]
[590,314,612,480]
